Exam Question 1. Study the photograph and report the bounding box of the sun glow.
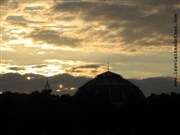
[70,87,76,90]
[24,39,33,46]
[56,89,61,92]
[59,84,63,89]
[27,77,31,80]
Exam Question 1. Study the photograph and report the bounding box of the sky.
[0,0,180,96]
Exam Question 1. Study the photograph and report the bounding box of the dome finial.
[107,56,110,71]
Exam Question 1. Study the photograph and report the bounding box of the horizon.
[1,71,179,97]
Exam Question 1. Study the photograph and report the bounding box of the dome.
[76,71,145,105]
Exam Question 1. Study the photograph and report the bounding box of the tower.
[45,80,51,90]
[42,79,52,96]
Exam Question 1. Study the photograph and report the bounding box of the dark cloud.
[28,29,81,47]
[6,15,45,26]
[71,64,103,70]
[31,64,47,68]
[45,25,78,29]
[60,15,76,21]
[9,67,26,71]
[79,64,104,69]
[6,15,28,27]
[0,0,9,6]
[66,64,104,74]
[24,6,44,10]
[6,16,26,22]
[53,1,178,47]
[54,2,94,13]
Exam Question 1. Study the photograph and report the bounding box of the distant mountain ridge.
[0,73,179,96]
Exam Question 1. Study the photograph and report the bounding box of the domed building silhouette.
[76,71,145,106]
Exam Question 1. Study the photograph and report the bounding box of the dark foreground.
[0,91,180,135]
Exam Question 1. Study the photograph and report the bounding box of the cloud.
[1,59,13,64]
[53,1,178,48]
[9,66,26,71]
[1,0,178,81]
[6,15,45,25]
[31,64,47,68]
[24,6,44,10]
[27,29,81,47]
[4,1,177,54]
[1,58,106,78]
[0,0,9,6]
[66,63,105,77]
[70,64,104,71]
[6,15,27,26]
[6,16,26,22]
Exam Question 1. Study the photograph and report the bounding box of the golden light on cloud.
[7,38,33,46]
[37,51,45,55]
[1,0,178,80]
[36,65,64,77]
[1,44,14,51]
[24,39,33,46]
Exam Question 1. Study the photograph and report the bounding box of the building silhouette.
[76,71,145,106]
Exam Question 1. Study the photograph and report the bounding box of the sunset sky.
[0,0,179,95]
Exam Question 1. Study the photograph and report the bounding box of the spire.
[45,79,51,90]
